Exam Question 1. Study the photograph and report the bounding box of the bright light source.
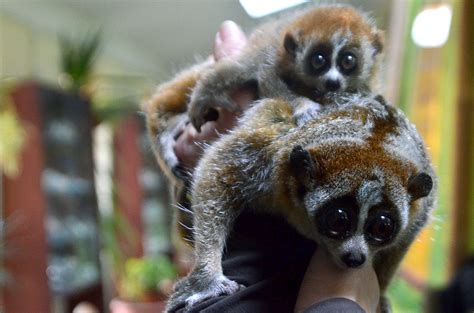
[411,5,452,48]
[239,0,308,18]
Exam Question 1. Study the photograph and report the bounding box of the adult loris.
[166,95,436,312]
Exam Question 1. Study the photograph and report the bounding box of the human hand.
[173,21,255,170]
[294,248,380,313]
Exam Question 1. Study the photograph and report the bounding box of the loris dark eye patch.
[365,211,398,245]
[316,196,358,240]
[337,52,358,75]
[311,54,327,70]
[321,207,355,239]
[305,44,332,75]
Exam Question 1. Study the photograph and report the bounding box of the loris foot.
[166,274,242,312]
[293,97,322,127]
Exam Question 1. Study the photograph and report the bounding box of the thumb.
[214,21,247,61]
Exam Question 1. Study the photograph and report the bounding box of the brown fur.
[284,6,377,42]
[144,60,211,140]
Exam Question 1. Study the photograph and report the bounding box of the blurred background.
[0,0,473,312]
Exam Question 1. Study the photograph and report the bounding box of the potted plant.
[101,206,177,313]
[58,30,101,96]
[109,256,176,313]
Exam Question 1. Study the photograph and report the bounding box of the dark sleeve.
[175,211,317,313]
[302,298,366,313]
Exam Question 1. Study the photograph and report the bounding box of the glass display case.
[39,88,102,298]
[137,118,172,256]
[3,83,103,312]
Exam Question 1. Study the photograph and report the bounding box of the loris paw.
[185,275,241,308]
[188,90,240,132]
[293,98,322,127]
[166,274,242,312]
[171,164,191,181]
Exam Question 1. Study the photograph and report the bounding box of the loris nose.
[325,79,341,91]
[341,252,366,268]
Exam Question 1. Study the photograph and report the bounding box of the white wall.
[0,12,140,91]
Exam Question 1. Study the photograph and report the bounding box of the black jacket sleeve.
[175,211,317,313]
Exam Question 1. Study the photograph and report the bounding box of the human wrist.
[295,248,380,313]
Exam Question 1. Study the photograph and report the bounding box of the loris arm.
[167,98,297,312]
[187,58,259,131]
[144,60,212,181]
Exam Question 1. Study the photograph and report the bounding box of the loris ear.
[290,145,320,191]
[372,30,384,56]
[373,94,387,105]
[284,33,298,57]
[408,172,433,201]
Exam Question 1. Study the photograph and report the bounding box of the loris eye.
[338,53,358,74]
[320,208,355,239]
[311,54,327,70]
[365,212,397,245]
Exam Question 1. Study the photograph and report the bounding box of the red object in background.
[114,116,144,257]
[2,82,104,312]
[3,82,51,313]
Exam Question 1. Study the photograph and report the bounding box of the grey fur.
[166,94,436,311]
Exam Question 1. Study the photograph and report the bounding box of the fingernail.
[218,20,243,42]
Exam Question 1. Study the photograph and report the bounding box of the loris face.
[289,145,433,268]
[307,178,408,268]
[278,6,383,100]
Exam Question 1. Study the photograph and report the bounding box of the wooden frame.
[450,0,474,272]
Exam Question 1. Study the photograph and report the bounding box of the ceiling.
[1,0,391,83]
